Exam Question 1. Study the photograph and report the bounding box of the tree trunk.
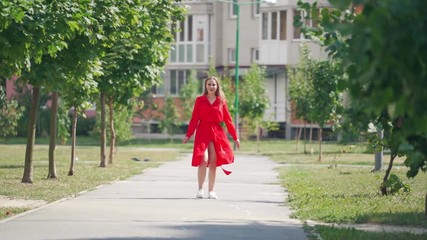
[303,123,307,154]
[68,106,78,176]
[425,192,427,216]
[22,86,40,183]
[318,127,323,162]
[256,123,260,153]
[47,92,58,179]
[380,153,397,195]
[108,97,116,165]
[296,127,302,152]
[309,127,313,155]
[100,93,107,167]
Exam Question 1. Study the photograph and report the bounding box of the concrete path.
[0,154,307,240]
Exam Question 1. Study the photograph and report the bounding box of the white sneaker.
[196,189,204,198]
[208,191,218,199]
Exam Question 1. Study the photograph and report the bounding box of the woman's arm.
[222,100,238,142]
[185,97,200,139]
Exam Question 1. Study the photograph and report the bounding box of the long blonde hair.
[203,76,226,103]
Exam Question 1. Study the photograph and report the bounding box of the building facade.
[140,0,331,139]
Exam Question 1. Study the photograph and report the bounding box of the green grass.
[236,139,427,238]
[0,143,181,219]
[279,165,427,228]
[305,225,427,240]
[0,207,29,220]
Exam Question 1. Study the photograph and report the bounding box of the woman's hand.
[235,139,240,149]
[182,136,189,144]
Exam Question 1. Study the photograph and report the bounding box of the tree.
[239,64,270,151]
[180,70,200,121]
[288,45,315,154]
[0,1,115,183]
[0,85,24,139]
[93,0,185,166]
[309,60,342,161]
[15,1,101,183]
[296,0,427,213]
[159,96,180,142]
[137,90,158,142]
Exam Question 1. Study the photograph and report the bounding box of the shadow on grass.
[356,212,427,228]
[306,225,427,240]
[0,164,24,169]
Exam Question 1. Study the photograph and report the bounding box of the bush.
[0,86,24,139]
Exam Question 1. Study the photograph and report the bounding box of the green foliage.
[57,107,71,145]
[0,86,24,139]
[240,64,269,121]
[289,45,342,128]
[382,174,411,195]
[310,60,342,128]
[344,0,427,179]
[91,105,134,143]
[239,64,272,141]
[289,45,315,123]
[296,0,427,180]
[159,96,181,142]
[179,69,200,120]
[75,115,96,136]
[95,0,186,107]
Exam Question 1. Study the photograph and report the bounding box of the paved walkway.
[0,154,307,240]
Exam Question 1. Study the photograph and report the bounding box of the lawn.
[237,139,427,239]
[1,138,426,239]
[279,165,426,227]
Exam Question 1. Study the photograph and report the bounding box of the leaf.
[67,20,80,31]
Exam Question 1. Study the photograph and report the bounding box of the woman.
[182,76,240,199]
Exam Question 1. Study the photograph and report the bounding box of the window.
[252,0,260,17]
[196,44,204,63]
[279,10,287,40]
[251,48,259,63]
[187,15,193,41]
[178,44,185,62]
[197,22,204,41]
[170,44,177,63]
[271,12,277,40]
[170,70,191,95]
[169,15,208,64]
[179,20,185,41]
[228,48,236,63]
[231,0,238,18]
[186,44,193,62]
[262,12,268,40]
[261,10,287,41]
[151,83,164,96]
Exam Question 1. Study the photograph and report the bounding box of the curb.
[305,220,427,235]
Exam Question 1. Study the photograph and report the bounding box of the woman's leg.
[207,142,217,192]
[198,149,208,191]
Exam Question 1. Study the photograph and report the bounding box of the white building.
[147,0,330,139]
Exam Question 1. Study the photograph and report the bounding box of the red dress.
[186,95,238,175]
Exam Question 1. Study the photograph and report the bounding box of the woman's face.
[206,78,218,94]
